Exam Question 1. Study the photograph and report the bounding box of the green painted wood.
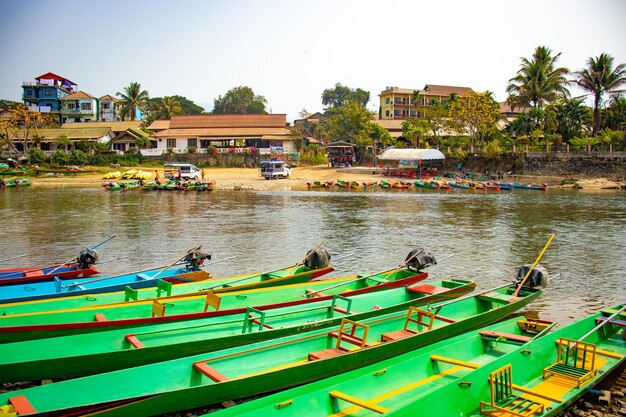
[0,279,474,382]
[0,285,541,416]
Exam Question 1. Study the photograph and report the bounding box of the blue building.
[22,72,77,123]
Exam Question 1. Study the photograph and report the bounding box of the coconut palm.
[116,82,149,121]
[574,53,626,135]
[506,46,570,109]
[154,97,184,120]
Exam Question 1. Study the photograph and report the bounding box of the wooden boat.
[391,181,410,189]
[448,181,470,189]
[434,180,451,190]
[0,178,31,188]
[0,262,335,318]
[0,263,99,284]
[362,181,378,189]
[514,182,548,191]
[102,181,140,191]
[0,279,474,382]
[379,181,391,189]
[0,282,540,415]
[498,181,514,190]
[482,182,501,190]
[0,268,429,330]
[200,316,556,417]
[349,181,362,189]
[336,180,351,188]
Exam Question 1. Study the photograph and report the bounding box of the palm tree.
[116,82,149,121]
[574,53,626,134]
[157,97,183,119]
[506,46,570,109]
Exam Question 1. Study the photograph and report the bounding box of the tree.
[3,104,54,153]
[316,101,375,147]
[448,91,500,151]
[148,96,184,122]
[402,119,430,148]
[321,83,369,108]
[367,123,393,151]
[213,86,267,114]
[506,46,570,109]
[117,82,150,121]
[146,95,204,117]
[548,99,591,141]
[298,108,309,118]
[574,53,626,135]
[0,99,20,110]
[603,95,626,131]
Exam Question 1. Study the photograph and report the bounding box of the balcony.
[393,101,411,107]
[61,108,96,115]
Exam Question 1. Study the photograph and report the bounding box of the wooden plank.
[9,395,36,414]
[430,355,480,369]
[329,390,389,414]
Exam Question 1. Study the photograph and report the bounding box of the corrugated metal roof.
[378,148,445,161]
[169,114,287,129]
[61,121,143,132]
[155,127,292,138]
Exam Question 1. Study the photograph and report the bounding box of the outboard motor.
[77,248,99,268]
[184,249,211,268]
[303,247,331,269]
[405,248,437,272]
[516,264,549,288]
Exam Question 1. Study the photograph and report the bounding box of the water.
[1,186,624,325]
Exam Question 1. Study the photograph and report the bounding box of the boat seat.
[430,355,480,369]
[543,338,597,388]
[480,364,544,417]
[125,334,145,348]
[193,362,229,382]
[407,284,445,294]
[595,316,626,327]
[156,279,172,297]
[9,395,36,415]
[204,291,221,312]
[329,390,389,414]
[479,330,532,344]
[308,318,369,361]
[304,288,326,298]
[381,307,434,342]
[94,313,107,322]
[152,300,166,318]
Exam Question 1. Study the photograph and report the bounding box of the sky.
[1,0,625,122]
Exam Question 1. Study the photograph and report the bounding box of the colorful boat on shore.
[204,316,555,417]
[514,182,548,191]
[0,282,540,416]
[498,181,514,190]
[362,181,378,189]
[0,279,475,382]
[102,181,141,191]
[0,263,99,284]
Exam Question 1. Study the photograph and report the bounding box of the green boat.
[0,267,430,329]
[0,258,335,318]
[379,181,391,189]
[204,316,555,417]
[0,282,540,416]
[222,305,626,417]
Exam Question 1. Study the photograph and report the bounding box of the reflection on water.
[1,187,624,325]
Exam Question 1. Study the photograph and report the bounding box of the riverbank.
[25,165,626,191]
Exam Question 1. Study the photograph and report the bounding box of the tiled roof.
[499,101,529,114]
[147,120,170,130]
[168,114,287,129]
[421,85,473,96]
[155,127,292,138]
[14,127,112,141]
[63,91,96,100]
[35,72,77,85]
[372,119,403,130]
[99,95,118,101]
[61,121,143,132]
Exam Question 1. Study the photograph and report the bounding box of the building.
[293,112,324,145]
[11,126,115,153]
[60,91,98,123]
[379,84,473,120]
[98,95,120,121]
[150,114,295,155]
[22,72,77,122]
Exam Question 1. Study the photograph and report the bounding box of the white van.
[260,159,291,180]
[164,163,201,180]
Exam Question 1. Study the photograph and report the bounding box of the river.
[1,186,624,324]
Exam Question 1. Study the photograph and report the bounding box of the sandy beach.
[26,165,625,191]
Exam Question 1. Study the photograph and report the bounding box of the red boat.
[0,264,100,285]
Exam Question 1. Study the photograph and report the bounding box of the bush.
[74,140,94,153]
[187,146,197,154]
[207,145,217,156]
[50,149,70,166]
[480,141,503,160]
[28,148,46,164]
[70,149,89,165]
[453,147,467,160]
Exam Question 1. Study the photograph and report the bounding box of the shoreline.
[10,165,626,191]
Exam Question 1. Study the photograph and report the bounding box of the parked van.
[164,163,201,180]
[259,159,291,180]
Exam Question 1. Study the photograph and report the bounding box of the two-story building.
[22,72,77,122]
[379,84,473,120]
[98,95,120,121]
[60,91,98,123]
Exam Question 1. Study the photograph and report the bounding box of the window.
[385,97,390,104]
[81,103,92,111]
[44,90,52,97]
[24,89,33,97]
[187,138,197,148]
[200,140,210,148]
[385,110,390,117]
[102,102,110,110]
[166,138,176,148]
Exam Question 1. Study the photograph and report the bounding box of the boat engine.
[184,250,211,268]
[405,248,437,272]
[77,248,99,268]
[303,247,331,269]
[516,264,549,288]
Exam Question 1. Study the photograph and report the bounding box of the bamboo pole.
[512,234,555,296]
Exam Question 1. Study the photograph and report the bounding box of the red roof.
[35,72,77,86]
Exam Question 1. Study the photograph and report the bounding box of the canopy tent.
[378,148,445,161]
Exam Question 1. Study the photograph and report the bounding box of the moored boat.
[514,182,548,191]
[0,279,475,382]
[0,280,541,416]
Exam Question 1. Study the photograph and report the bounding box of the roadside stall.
[378,148,445,179]
[325,141,357,167]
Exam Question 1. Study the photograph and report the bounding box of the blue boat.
[0,263,207,304]
[498,182,514,190]
[513,182,547,191]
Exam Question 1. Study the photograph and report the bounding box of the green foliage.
[600,129,625,150]
[602,96,626,131]
[0,99,20,110]
[187,146,197,154]
[50,149,70,166]
[402,119,430,148]
[448,91,500,149]
[69,149,89,165]
[167,147,174,155]
[317,101,375,147]
[213,86,267,114]
[480,141,503,159]
[75,140,95,153]
[453,147,468,160]
[28,147,46,164]
[207,145,217,156]
[506,45,570,108]
[117,82,150,121]
[299,144,328,165]
[570,136,602,151]
[321,83,370,108]
[367,123,393,150]
[134,135,151,149]
[146,97,184,124]
[147,95,204,116]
